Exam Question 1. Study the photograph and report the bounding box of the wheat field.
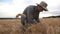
[0,18,60,34]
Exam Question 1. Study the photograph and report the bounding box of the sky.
[0,0,60,18]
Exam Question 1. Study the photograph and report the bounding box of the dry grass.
[0,18,59,34]
[41,18,60,34]
[0,19,23,34]
[24,23,54,34]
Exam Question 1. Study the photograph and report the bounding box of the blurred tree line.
[43,15,60,18]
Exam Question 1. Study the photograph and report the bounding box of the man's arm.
[35,14,40,23]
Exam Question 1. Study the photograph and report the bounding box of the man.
[20,1,48,26]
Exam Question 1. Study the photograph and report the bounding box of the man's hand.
[16,14,26,19]
[36,19,40,23]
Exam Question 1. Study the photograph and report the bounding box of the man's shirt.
[23,5,40,23]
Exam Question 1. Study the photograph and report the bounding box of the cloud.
[0,0,60,18]
[0,0,12,4]
[0,0,29,18]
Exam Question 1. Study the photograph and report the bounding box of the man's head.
[37,1,48,12]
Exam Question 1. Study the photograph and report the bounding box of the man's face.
[37,6,44,12]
